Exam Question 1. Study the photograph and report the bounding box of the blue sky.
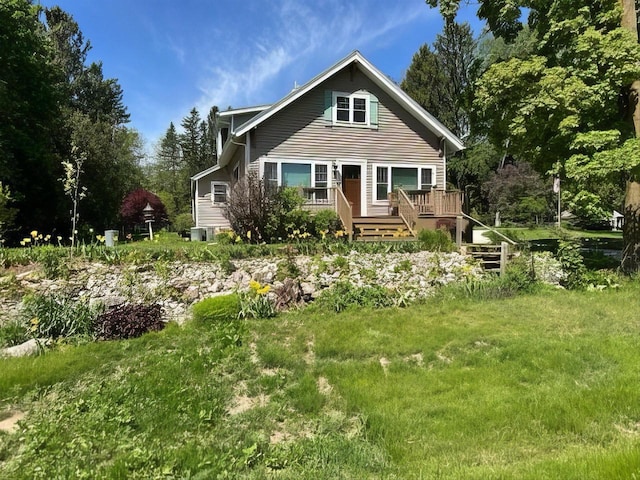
[40,0,483,154]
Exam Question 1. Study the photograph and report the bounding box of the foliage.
[482,162,553,224]
[119,188,169,229]
[172,212,194,233]
[94,304,164,340]
[417,228,455,251]
[21,294,101,339]
[556,238,588,290]
[0,182,17,243]
[566,190,611,229]
[401,22,477,136]
[145,107,218,217]
[60,144,87,248]
[0,0,64,239]
[0,317,29,348]
[311,209,343,237]
[192,294,240,324]
[312,281,395,313]
[238,280,277,319]
[38,246,68,279]
[225,173,312,243]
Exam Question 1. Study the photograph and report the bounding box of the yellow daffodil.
[247,230,252,239]
[256,285,270,295]
[30,230,38,238]
[249,279,261,291]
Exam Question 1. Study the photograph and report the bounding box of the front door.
[342,165,361,217]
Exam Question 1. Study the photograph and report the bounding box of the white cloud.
[194,0,431,112]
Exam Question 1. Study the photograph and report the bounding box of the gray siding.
[249,66,445,215]
[195,168,231,228]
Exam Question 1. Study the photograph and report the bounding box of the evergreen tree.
[401,22,476,137]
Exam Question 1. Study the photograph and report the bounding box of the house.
[191,50,465,241]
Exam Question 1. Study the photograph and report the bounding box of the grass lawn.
[2,283,640,478]
[493,226,623,242]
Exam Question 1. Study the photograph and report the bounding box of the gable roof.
[218,50,464,167]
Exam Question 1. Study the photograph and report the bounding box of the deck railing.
[334,187,353,241]
[397,189,417,236]
[404,190,462,216]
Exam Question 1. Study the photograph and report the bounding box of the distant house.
[611,210,624,231]
[191,50,465,240]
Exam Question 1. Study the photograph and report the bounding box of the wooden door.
[344,178,361,216]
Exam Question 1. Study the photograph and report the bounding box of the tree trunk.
[621,0,640,273]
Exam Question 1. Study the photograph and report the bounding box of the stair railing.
[460,212,517,245]
[334,187,353,241]
[397,189,417,237]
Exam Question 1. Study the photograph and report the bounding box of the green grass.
[2,284,640,478]
[493,226,623,241]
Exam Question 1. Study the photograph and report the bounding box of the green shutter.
[324,90,332,123]
[369,93,379,127]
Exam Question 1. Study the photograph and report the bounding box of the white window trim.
[211,182,229,205]
[371,163,437,204]
[259,157,333,203]
[332,91,370,127]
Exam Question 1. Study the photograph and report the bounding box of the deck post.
[500,241,509,276]
[456,215,463,248]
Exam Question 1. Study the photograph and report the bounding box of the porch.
[325,187,463,241]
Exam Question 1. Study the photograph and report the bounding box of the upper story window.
[330,91,376,127]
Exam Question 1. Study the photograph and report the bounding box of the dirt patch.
[0,411,25,434]
[379,357,390,375]
[317,376,333,396]
[304,337,315,365]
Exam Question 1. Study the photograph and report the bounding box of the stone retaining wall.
[1,251,483,324]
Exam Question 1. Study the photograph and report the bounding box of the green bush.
[312,209,342,236]
[35,246,68,279]
[556,239,587,289]
[192,294,240,324]
[22,294,102,339]
[173,212,194,233]
[418,228,455,252]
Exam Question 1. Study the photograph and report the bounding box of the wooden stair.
[464,244,512,274]
[353,216,415,242]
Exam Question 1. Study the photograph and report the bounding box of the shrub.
[173,212,194,233]
[312,209,342,236]
[94,304,164,340]
[192,294,240,324]
[22,294,101,339]
[556,239,587,289]
[418,228,455,252]
[36,246,68,279]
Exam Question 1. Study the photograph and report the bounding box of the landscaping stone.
[0,251,485,325]
[1,339,43,358]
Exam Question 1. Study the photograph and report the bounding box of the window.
[232,165,239,182]
[264,162,278,191]
[376,167,388,201]
[374,165,435,201]
[211,182,228,204]
[282,163,311,187]
[261,160,330,203]
[332,92,369,125]
[315,164,328,201]
[421,169,433,188]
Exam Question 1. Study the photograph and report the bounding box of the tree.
[0,0,65,238]
[427,0,640,271]
[482,162,553,224]
[119,188,168,230]
[180,108,203,177]
[401,22,476,137]
[148,123,189,216]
